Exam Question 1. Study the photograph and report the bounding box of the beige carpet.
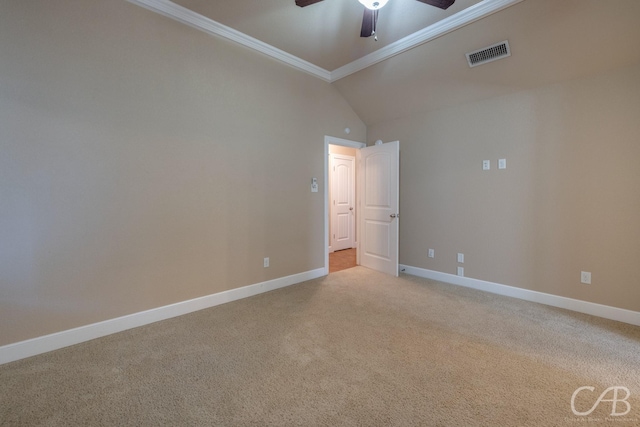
[1,267,639,426]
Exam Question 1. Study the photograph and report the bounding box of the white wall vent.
[466,40,511,67]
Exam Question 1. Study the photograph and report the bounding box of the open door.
[357,141,399,277]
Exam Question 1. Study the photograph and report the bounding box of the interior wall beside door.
[0,0,367,347]
[367,62,640,312]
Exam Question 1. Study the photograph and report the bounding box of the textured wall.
[0,0,365,345]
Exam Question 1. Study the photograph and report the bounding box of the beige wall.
[368,62,640,312]
[0,0,365,346]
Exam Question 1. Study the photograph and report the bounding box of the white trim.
[0,268,325,365]
[399,265,640,327]
[324,136,366,275]
[331,0,523,81]
[126,0,332,82]
[126,0,523,83]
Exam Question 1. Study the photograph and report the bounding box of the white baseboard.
[0,268,325,365]
[400,265,640,327]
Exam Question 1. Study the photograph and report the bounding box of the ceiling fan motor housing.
[296,0,456,39]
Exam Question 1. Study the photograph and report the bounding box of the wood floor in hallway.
[329,248,356,273]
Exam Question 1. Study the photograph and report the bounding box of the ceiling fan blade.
[295,0,324,7]
[360,8,378,38]
[415,0,455,10]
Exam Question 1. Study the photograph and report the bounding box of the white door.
[357,141,399,277]
[331,154,355,252]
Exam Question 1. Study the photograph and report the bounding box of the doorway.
[324,137,400,277]
[324,136,365,274]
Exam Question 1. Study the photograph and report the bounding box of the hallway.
[329,248,356,273]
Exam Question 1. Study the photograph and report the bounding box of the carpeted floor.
[1,267,639,426]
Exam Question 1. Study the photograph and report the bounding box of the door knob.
[349,207,354,211]
[390,214,396,218]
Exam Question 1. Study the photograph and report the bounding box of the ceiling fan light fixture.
[358,0,389,10]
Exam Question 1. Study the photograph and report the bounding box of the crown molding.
[330,0,524,81]
[127,0,332,82]
[127,0,523,84]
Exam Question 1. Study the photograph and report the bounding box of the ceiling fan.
[295,0,455,40]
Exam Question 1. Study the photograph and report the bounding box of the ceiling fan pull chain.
[373,9,378,41]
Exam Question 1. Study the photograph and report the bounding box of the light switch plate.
[483,160,490,170]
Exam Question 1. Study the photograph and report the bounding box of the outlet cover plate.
[581,271,591,284]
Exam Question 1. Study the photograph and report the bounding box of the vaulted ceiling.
[171,0,485,71]
[130,0,640,125]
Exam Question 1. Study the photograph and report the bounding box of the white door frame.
[324,136,366,275]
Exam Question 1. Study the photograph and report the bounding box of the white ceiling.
[130,0,640,126]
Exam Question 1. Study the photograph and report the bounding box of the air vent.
[466,40,511,68]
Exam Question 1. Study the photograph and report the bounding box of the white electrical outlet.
[581,271,591,284]
[482,160,490,170]
[498,158,507,169]
[457,266,464,277]
[428,249,435,258]
[264,257,270,268]
[457,253,464,263]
